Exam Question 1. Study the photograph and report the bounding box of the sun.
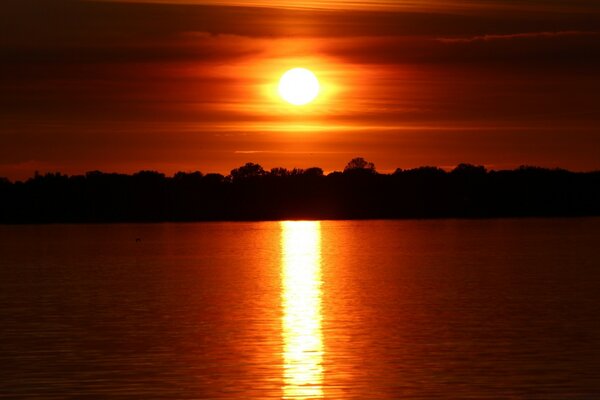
[278,68,320,106]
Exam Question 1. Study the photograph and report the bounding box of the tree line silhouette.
[1,158,599,223]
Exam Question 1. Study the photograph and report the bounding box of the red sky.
[1,0,599,179]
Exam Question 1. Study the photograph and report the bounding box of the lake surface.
[1,219,599,398]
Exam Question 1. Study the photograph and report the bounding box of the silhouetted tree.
[403,166,446,176]
[270,167,289,177]
[0,160,599,223]
[452,163,486,176]
[203,173,226,184]
[344,157,376,173]
[230,163,266,181]
[173,171,203,181]
[303,167,324,177]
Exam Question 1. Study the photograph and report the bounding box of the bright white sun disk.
[278,68,320,106]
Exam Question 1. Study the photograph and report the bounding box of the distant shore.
[1,161,599,223]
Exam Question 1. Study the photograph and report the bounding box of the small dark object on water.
[135,238,141,242]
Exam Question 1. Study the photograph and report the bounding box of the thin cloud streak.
[438,30,599,43]
[234,150,351,154]
[94,0,600,13]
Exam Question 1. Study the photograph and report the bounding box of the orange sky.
[1,0,599,179]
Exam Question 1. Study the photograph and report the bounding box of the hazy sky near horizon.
[1,0,599,179]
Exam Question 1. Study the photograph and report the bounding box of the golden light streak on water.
[280,221,324,399]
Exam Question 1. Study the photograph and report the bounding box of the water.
[1,219,599,398]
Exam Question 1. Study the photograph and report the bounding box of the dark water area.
[1,219,599,398]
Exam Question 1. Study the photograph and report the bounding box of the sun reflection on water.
[281,221,324,399]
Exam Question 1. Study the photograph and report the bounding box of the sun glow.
[278,68,320,106]
[281,221,324,399]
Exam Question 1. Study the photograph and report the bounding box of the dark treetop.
[1,158,599,223]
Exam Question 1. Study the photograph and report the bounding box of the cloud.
[315,32,600,66]
[93,0,600,14]
[437,30,599,43]
[4,0,600,46]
